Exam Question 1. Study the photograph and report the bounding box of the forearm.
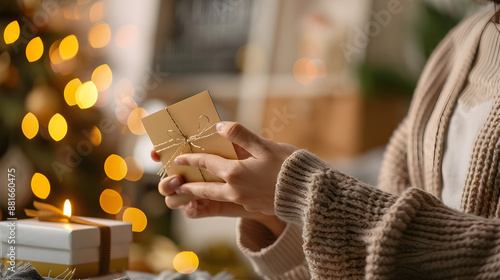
[276,149,500,279]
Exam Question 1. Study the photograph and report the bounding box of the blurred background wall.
[0,0,485,277]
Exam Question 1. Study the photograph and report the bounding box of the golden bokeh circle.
[88,22,111,49]
[48,113,68,141]
[104,154,128,181]
[91,64,113,91]
[26,37,44,62]
[31,173,50,199]
[127,107,148,135]
[173,251,199,274]
[4,21,20,44]
[99,189,123,214]
[59,35,79,60]
[22,112,39,139]
[122,207,147,232]
[64,78,82,106]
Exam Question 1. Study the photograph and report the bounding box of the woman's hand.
[170,121,297,215]
[152,121,296,212]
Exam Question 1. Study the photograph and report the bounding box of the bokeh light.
[64,78,82,106]
[311,59,327,78]
[100,189,123,214]
[122,207,147,232]
[115,97,137,124]
[4,21,20,44]
[173,251,199,274]
[48,113,68,141]
[91,64,112,91]
[59,35,79,60]
[26,37,44,62]
[22,112,39,139]
[124,156,144,181]
[90,2,104,23]
[293,57,317,86]
[127,107,148,135]
[89,126,102,146]
[31,173,50,199]
[49,40,63,65]
[115,24,138,48]
[76,81,98,109]
[104,154,128,181]
[88,22,111,49]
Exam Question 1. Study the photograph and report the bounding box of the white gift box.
[0,218,132,278]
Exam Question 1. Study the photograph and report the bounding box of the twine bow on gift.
[154,114,218,180]
[25,201,111,276]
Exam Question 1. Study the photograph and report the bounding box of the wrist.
[247,214,286,238]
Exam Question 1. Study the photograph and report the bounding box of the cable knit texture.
[236,6,500,280]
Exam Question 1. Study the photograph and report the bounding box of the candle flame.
[64,199,72,217]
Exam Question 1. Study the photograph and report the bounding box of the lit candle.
[0,200,132,278]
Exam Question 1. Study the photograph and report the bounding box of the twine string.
[154,114,218,179]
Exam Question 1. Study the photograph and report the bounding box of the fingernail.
[216,122,223,133]
[175,188,184,195]
[174,157,183,165]
[169,177,180,188]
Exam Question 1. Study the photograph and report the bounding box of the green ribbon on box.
[25,201,111,276]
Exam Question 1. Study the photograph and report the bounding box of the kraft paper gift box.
[0,218,132,278]
[142,90,237,182]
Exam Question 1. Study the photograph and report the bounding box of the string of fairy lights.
[3,2,149,234]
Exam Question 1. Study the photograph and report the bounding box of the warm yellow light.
[115,24,138,48]
[26,37,44,62]
[122,207,147,232]
[173,251,199,274]
[59,35,79,60]
[90,126,102,146]
[124,157,144,181]
[4,21,20,44]
[76,81,98,109]
[104,154,128,181]
[48,113,68,141]
[31,173,50,199]
[88,22,111,49]
[90,2,104,23]
[100,189,123,214]
[64,78,82,106]
[49,40,63,65]
[127,107,148,135]
[91,64,112,91]
[22,112,39,139]
[64,199,72,217]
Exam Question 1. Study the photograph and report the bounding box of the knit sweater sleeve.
[277,149,500,279]
[377,117,411,195]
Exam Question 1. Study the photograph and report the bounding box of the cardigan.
[236,6,500,280]
[437,20,500,209]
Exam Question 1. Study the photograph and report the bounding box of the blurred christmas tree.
[0,0,147,227]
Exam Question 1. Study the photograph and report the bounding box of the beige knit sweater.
[237,7,500,280]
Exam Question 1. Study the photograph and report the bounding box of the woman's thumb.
[216,122,267,155]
